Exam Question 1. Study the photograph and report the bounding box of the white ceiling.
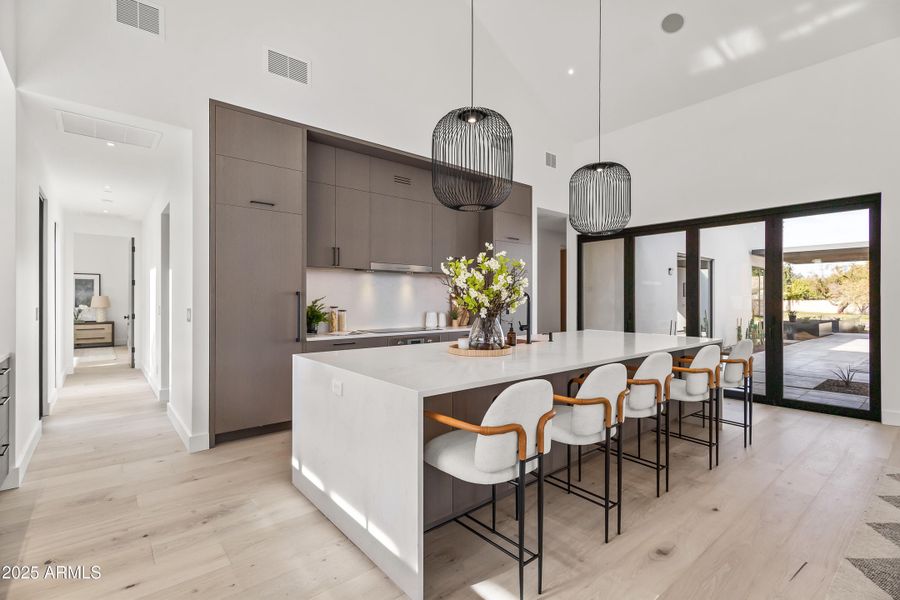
[478,0,900,140]
[20,91,189,220]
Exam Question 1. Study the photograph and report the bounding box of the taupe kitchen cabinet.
[211,102,305,443]
[432,205,481,272]
[370,193,432,268]
[307,143,372,269]
[306,183,371,269]
[0,355,11,484]
[371,157,431,203]
[305,337,387,352]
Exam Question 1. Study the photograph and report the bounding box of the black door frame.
[576,193,881,422]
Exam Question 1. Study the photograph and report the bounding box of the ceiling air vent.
[58,111,162,149]
[545,152,557,168]
[115,0,163,37]
[268,49,309,85]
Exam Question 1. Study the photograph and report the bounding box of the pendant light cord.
[598,0,602,158]
[471,0,475,108]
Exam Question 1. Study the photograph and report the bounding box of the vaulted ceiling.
[478,0,900,140]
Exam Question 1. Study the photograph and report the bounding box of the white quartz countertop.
[295,330,721,396]
[306,326,471,342]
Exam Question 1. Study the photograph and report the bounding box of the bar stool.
[424,379,556,599]
[720,339,755,447]
[547,363,629,543]
[622,353,674,497]
[667,345,721,470]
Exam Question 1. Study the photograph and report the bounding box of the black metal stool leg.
[537,454,545,594]
[491,484,497,530]
[679,401,683,437]
[578,446,582,482]
[715,389,720,466]
[566,444,572,494]
[742,378,748,448]
[604,430,610,543]
[655,410,661,497]
[617,426,623,535]
[701,402,706,428]
[636,418,642,457]
[707,397,713,470]
[517,459,526,600]
[749,376,754,446]
[665,402,670,492]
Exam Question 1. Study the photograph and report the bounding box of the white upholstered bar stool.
[667,344,722,470]
[622,352,674,497]
[548,363,629,543]
[424,379,556,599]
[720,339,755,447]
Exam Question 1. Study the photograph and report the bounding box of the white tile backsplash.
[307,268,449,330]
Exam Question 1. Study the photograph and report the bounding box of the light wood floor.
[1,359,898,599]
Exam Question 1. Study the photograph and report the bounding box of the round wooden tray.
[448,343,513,357]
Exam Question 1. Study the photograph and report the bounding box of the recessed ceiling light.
[106,141,116,147]
[662,13,685,33]
[101,198,114,204]
[104,185,112,191]
[102,209,109,213]
[567,68,575,75]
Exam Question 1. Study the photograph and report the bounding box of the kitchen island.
[291,330,720,599]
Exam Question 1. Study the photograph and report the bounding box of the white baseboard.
[141,366,160,400]
[0,422,42,491]
[882,409,900,427]
[166,404,209,453]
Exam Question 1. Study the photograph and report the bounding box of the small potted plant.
[306,297,328,335]
[449,304,460,328]
[788,310,798,322]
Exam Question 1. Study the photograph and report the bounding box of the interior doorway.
[38,193,45,419]
[160,205,170,402]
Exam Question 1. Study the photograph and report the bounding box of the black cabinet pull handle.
[507,236,520,241]
[250,200,276,207]
[332,247,337,267]
[333,341,356,346]
[0,367,8,375]
[0,444,8,457]
[296,291,303,342]
[0,396,8,406]
[337,247,341,266]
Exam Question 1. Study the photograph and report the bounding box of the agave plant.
[830,364,860,388]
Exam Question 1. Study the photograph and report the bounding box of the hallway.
[0,352,391,599]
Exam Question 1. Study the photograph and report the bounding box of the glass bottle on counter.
[329,306,339,332]
[338,309,347,332]
[506,322,517,347]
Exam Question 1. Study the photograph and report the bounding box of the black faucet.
[517,292,532,344]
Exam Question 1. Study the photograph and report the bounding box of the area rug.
[73,347,120,365]
[827,465,900,599]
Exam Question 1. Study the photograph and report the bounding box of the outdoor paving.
[751,333,870,410]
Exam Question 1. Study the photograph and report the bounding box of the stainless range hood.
[369,262,433,274]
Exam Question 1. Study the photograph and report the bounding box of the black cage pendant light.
[432,0,513,212]
[569,0,631,235]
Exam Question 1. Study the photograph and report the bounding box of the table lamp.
[90,295,110,322]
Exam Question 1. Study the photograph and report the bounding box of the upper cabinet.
[307,142,335,184]
[501,183,532,216]
[371,158,431,203]
[336,149,371,191]
[215,155,302,214]
[215,107,303,170]
[370,193,432,267]
[433,206,481,272]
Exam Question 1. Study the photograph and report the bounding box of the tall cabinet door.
[216,205,304,433]
[334,187,370,269]
[307,182,336,267]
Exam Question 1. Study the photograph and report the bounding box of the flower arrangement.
[442,243,528,349]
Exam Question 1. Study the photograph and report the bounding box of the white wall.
[306,270,448,331]
[572,38,900,425]
[73,233,131,345]
[701,224,765,348]
[536,217,566,333]
[581,238,624,331]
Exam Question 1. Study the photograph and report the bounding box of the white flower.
[496,250,507,257]
[441,264,450,275]
[485,242,494,251]
[486,258,500,271]
[479,307,487,318]
[477,252,486,263]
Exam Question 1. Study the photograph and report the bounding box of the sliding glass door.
[577,194,880,421]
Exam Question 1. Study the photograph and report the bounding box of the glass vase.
[469,315,505,350]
